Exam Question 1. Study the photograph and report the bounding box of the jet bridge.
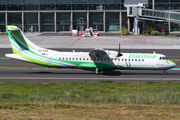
[124,0,180,35]
[139,9,180,23]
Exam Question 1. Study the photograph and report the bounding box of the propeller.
[117,43,123,57]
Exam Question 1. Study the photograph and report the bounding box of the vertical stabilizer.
[6,25,39,54]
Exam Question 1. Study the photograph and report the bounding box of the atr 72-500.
[5,25,176,74]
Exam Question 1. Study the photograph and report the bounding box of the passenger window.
[59,58,61,60]
[101,58,103,61]
[97,58,99,61]
[139,59,141,61]
[118,59,120,61]
[69,58,71,60]
[62,58,64,60]
[66,58,68,60]
[142,59,144,62]
[128,59,130,61]
[87,58,89,61]
[83,58,85,60]
[135,59,137,61]
[73,58,74,60]
[132,59,133,61]
[125,59,127,61]
[80,58,81,60]
[122,59,123,61]
[76,58,78,60]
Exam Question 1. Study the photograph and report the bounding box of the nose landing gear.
[163,70,167,75]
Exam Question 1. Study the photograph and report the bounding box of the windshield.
[159,57,168,60]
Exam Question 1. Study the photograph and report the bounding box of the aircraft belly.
[118,66,172,70]
[78,62,115,71]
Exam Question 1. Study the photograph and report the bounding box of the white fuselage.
[44,50,176,70]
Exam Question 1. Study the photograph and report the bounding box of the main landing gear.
[94,68,101,75]
[163,70,167,75]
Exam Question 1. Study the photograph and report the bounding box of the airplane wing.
[89,48,108,58]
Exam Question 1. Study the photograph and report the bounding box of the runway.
[0,48,180,83]
[0,69,180,83]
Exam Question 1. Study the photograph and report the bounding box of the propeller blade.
[117,43,123,57]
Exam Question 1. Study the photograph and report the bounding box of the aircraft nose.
[172,62,176,68]
[169,61,176,68]
[166,60,176,68]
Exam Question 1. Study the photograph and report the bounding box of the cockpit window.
[159,57,169,60]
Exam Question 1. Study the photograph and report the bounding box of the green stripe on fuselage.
[165,60,175,64]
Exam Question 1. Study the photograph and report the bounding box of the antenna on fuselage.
[117,43,123,57]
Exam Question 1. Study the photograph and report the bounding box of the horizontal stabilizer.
[5,54,29,62]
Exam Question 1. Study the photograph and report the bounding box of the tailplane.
[6,25,40,54]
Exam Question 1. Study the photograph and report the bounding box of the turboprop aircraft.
[5,25,176,75]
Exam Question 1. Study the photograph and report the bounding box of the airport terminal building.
[0,0,180,33]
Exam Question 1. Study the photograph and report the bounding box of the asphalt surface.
[0,48,180,83]
[1,35,180,49]
[0,69,179,83]
[1,34,180,83]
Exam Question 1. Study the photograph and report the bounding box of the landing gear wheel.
[164,72,167,75]
[163,70,167,75]
[94,69,100,75]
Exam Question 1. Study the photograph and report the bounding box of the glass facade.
[89,13,103,31]
[73,13,87,31]
[56,4,71,10]
[89,4,104,10]
[122,12,128,28]
[0,0,127,11]
[154,21,169,32]
[171,23,180,32]
[24,13,38,32]
[0,0,180,33]
[0,13,5,32]
[106,12,120,31]
[8,13,22,29]
[24,5,39,10]
[57,13,71,32]
[40,13,54,32]
[155,0,180,10]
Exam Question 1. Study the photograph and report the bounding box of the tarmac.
[0,33,180,49]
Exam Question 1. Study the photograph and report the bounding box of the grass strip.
[0,103,180,120]
[1,81,180,119]
[0,81,180,105]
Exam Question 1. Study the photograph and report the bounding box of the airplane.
[5,25,176,75]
